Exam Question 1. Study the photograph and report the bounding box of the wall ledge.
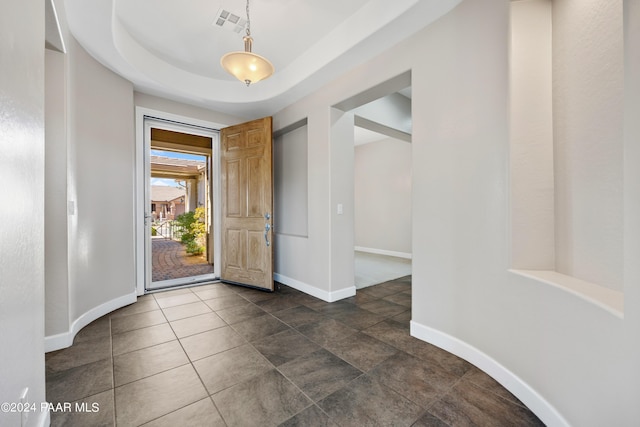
[410,320,570,427]
[509,269,624,318]
[45,291,137,352]
[355,246,412,259]
[274,273,355,302]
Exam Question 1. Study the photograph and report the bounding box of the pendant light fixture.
[220,0,274,86]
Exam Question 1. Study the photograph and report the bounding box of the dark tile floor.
[45,277,544,426]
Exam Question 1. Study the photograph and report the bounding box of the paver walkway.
[152,238,214,282]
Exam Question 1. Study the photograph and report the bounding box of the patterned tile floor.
[151,238,214,282]
[45,277,544,426]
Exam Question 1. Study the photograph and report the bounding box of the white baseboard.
[274,273,355,302]
[45,291,137,352]
[328,285,357,302]
[410,321,569,427]
[355,246,412,260]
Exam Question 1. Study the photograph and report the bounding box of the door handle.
[264,222,271,247]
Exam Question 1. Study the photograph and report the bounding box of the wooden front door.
[220,117,274,291]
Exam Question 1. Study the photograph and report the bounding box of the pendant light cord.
[245,0,251,37]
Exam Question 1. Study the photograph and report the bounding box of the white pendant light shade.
[221,36,274,86]
[220,0,274,86]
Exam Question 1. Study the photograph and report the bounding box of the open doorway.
[142,118,220,292]
[149,149,214,287]
[349,86,413,291]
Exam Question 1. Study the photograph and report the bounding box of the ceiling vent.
[213,8,247,33]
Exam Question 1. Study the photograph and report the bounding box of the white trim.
[45,291,137,352]
[274,273,356,302]
[509,269,624,318]
[355,246,412,260]
[410,320,570,427]
[328,285,357,302]
[134,107,224,296]
[146,274,217,291]
[46,0,66,53]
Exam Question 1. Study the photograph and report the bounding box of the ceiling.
[62,0,461,118]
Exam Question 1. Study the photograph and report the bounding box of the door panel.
[221,117,273,290]
[226,160,242,217]
[226,228,243,268]
[247,155,264,217]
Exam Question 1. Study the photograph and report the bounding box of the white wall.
[509,0,555,271]
[67,34,137,319]
[44,0,138,350]
[354,138,411,255]
[0,0,48,425]
[553,0,624,291]
[134,92,245,126]
[353,93,412,134]
[330,109,356,295]
[273,0,640,425]
[45,48,70,337]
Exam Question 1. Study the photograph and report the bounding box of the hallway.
[45,279,542,426]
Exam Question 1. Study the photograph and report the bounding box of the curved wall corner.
[45,292,136,352]
[410,322,570,426]
[45,1,138,352]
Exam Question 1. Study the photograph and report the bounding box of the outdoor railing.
[151,220,186,241]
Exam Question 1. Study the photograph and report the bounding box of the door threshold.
[145,278,221,294]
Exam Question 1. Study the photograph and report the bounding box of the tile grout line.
[185,286,232,426]
[48,277,544,426]
[148,287,231,426]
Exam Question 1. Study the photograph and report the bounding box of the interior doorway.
[347,85,413,290]
[141,117,221,292]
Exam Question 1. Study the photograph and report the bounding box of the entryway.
[139,114,221,293]
[136,109,274,295]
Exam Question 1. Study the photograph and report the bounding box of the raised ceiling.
[63,0,461,117]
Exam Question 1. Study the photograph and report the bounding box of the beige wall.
[354,138,411,255]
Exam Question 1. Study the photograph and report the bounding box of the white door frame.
[135,107,224,295]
